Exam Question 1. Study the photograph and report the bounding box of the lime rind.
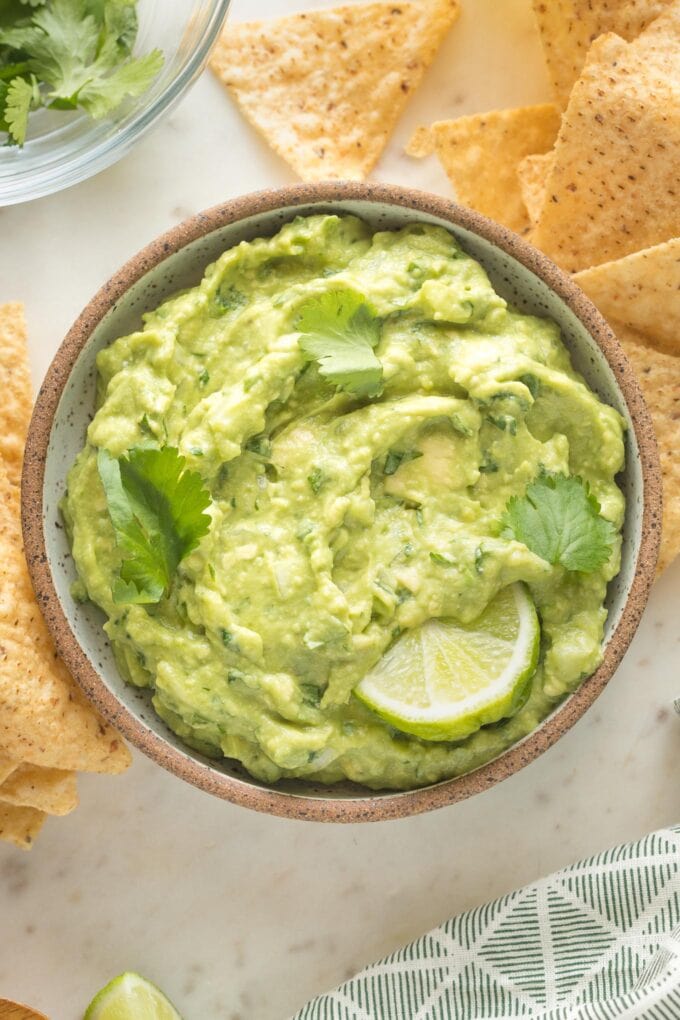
[355,583,540,742]
[84,972,183,1020]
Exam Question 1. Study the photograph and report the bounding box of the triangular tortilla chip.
[407,104,560,233]
[0,303,32,491]
[517,151,554,229]
[0,803,44,850]
[0,764,78,816]
[613,321,680,573]
[210,0,459,181]
[0,460,130,774]
[532,11,680,272]
[574,239,680,355]
[531,0,675,107]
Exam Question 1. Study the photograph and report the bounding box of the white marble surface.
[0,1,678,1017]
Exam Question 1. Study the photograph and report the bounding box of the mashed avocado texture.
[63,215,625,790]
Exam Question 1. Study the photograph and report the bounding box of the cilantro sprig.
[0,0,163,145]
[502,473,617,573]
[296,288,384,398]
[97,446,211,605]
[383,449,422,476]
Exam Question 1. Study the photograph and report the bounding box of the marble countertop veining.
[0,1,678,1018]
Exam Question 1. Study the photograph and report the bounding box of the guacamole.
[63,214,625,790]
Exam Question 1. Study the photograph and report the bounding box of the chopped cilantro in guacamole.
[63,214,626,791]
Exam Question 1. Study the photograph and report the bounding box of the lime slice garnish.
[355,583,540,741]
[84,973,182,1020]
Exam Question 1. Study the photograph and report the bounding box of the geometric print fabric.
[293,825,680,1019]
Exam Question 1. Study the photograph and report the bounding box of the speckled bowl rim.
[22,182,662,823]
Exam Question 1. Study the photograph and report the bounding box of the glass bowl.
[0,0,231,206]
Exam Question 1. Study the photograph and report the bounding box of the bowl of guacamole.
[23,183,661,820]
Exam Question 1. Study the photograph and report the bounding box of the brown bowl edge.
[21,181,663,823]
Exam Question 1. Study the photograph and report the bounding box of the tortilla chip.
[0,755,18,785]
[0,803,44,850]
[626,0,680,57]
[517,151,554,229]
[614,322,680,573]
[532,17,680,272]
[0,764,78,816]
[0,303,31,490]
[574,239,680,355]
[531,0,675,107]
[210,0,459,181]
[0,460,130,774]
[405,124,436,158]
[407,104,560,233]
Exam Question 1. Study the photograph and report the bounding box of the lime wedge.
[84,973,182,1020]
[355,583,540,741]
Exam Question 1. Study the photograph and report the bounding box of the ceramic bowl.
[22,183,662,822]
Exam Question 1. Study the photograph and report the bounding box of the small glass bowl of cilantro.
[0,0,231,205]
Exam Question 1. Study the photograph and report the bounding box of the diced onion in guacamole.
[62,215,625,790]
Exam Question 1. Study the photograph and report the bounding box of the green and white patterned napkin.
[294,824,680,1019]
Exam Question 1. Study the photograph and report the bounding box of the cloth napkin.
[293,824,680,1019]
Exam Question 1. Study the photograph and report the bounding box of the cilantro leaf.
[27,0,100,97]
[383,449,422,475]
[0,0,36,33]
[100,0,138,56]
[0,25,40,50]
[0,61,32,80]
[4,72,38,142]
[430,551,456,567]
[77,42,163,118]
[307,466,327,494]
[297,288,383,398]
[0,0,163,141]
[502,473,617,573]
[97,446,211,605]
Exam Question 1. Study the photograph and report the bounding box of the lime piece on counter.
[355,583,540,741]
[84,973,182,1020]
